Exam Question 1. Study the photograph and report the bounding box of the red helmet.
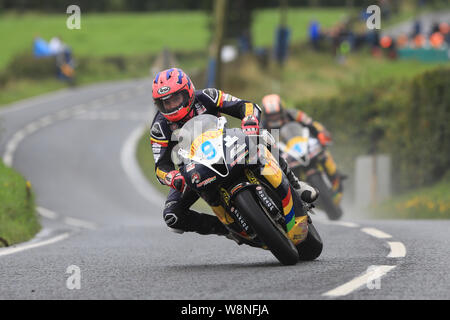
[152,68,195,122]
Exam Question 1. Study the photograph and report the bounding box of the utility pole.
[207,0,227,88]
[280,0,288,27]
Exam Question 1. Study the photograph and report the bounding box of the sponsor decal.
[230,150,248,167]
[151,122,166,140]
[152,144,161,162]
[157,86,171,95]
[245,102,254,116]
[196,176,217,188]
[230,206,250,232]
[194,103,207,115]
[186,163,196,172]
[257,188,276,212]
[220,188,230,206]
[223,93,240,102]
[191,172,201,184]
[230,143,246,159]
[202,88,218,103]
[230,183,245,195]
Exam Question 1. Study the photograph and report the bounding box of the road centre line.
[387,241,407,258]
[361,228,392,239]
[322,265,397,297]
[0,232,70,257]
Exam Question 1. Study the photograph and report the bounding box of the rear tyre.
[234,189,299,266]
[308,173,343,220]
[296,221,323,261]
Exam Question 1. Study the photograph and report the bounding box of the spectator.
[411,19,422,39]
[33,36,51,58]
[309,20,321,50]
[49,36,65,55]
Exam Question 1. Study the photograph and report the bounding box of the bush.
[5,52,57,80]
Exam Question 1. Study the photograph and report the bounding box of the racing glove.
[241,115,260,135]
[317,131,332,146]
[165,170,186,193]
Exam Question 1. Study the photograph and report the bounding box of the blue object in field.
[206,57,216,88]
[274,26,291,65]
[309,21,320,41]
[33,38,52,58]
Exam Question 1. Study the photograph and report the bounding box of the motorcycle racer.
[150,68,318,237]
[261,94,344,194]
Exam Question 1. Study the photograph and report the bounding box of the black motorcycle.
[173,114,323,265]
[279,122,343,220]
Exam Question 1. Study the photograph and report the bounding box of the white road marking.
[64,217,97,230]
[315,218,360,228]
[120,125,165,207]
[361,227,392,239]
[37,207,59,219]
[322,265,397,297]
[38,116,54,127]
[387,241,407,258]
[0,232,70,257]
[334,221,359,228]
[37,207,96,230]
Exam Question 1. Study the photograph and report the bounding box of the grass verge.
[371,176,450,219]
[0,160,41,247]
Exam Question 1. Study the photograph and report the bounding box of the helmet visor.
[155,90,189,115]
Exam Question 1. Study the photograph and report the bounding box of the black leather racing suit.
[150,88,262,234]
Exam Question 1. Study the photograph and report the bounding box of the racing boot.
[195,213,229,236]
[289,171,319,204]
[165,209,229,236]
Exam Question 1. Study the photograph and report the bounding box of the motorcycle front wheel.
[234,189,299,266]
[308,172,343,220]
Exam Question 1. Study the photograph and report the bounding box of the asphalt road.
[0,79,449,300]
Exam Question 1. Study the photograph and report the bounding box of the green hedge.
[299,67,450,192]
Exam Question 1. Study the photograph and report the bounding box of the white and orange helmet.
[261,94,285,128]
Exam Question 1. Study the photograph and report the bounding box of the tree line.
[0,0,380,12]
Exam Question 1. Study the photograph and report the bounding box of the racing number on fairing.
[201,141,216,160]
[293,143,303,154]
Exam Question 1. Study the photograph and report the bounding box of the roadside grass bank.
[0,160,41,247]
[371,175,450,219]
